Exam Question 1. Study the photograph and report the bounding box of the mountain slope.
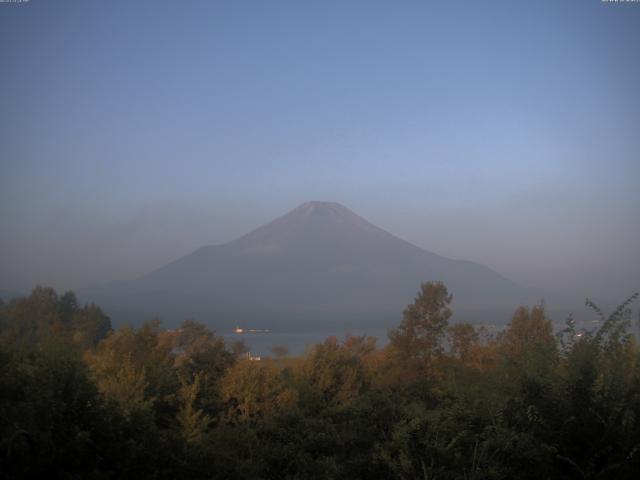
[82,202,528,328]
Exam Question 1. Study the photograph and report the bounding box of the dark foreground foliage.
[1,283,639,479]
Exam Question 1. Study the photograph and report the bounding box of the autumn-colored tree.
[176,372,211,445]
[447,322,479,364]
[85,326,153,416]
[499,304,558,376]
[85,321,178,421]
[221,360,297,422]
[70,303,112,349]
[171,319,234,415]
[0,286,66,349]
[388,281,452,377]
[3,283,639,479]
[300,336,371,409]
[0,287,111,352]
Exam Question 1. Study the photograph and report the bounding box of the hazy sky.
[1,0,639,300]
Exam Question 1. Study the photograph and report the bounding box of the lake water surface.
[222,327,390,357]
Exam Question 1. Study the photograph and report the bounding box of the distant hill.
[81,202,531,329]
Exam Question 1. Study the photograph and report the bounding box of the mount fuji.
[81,202,528,329]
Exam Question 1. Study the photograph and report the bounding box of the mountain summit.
[227,201,422,258]
[83,202,527,328]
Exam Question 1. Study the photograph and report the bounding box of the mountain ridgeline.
[81,202,529,328]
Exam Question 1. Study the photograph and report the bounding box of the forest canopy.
[1,283,639,479]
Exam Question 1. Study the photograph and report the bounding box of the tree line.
[1,283,639,479]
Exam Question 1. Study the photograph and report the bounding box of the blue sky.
[1,0,639,299]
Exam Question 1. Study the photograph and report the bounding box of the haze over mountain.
[81,202,529,330]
